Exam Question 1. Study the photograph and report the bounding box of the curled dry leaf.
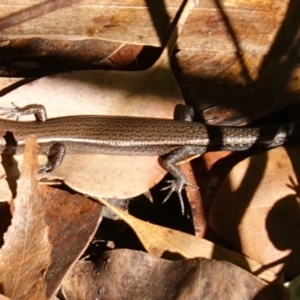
[0,136,52,300]
[97,196,279,283]
[0,0,198,202]
[209,143,300,280]
[61,249,287,300]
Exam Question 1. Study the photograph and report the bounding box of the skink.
[0,103,299,213]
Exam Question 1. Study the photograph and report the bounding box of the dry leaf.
[0,136,52,300]
[97,196,278,283]
[0,0,197,202]
[0,0,290,54]
[209,142,300,279]
[0,1,181,47]
[40,186,103,299]
[62,249,287,300]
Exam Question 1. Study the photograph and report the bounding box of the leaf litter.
[0,137,103,299]
[0,0,297,299]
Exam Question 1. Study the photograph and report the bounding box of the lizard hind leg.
[160,145,206,215]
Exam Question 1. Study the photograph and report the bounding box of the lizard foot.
[161,179,198,215]
[0,103,46,121]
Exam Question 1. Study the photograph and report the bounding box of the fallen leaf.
[0,136,52,300]
[97,196,279,283]
[0,0,198,202]
[209,142,300,279]
[61,249,287,300]
[0,0,290,54]
[40,186,103,299]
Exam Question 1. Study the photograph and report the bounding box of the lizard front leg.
[0,103,65,172]
[0,103,47,121]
